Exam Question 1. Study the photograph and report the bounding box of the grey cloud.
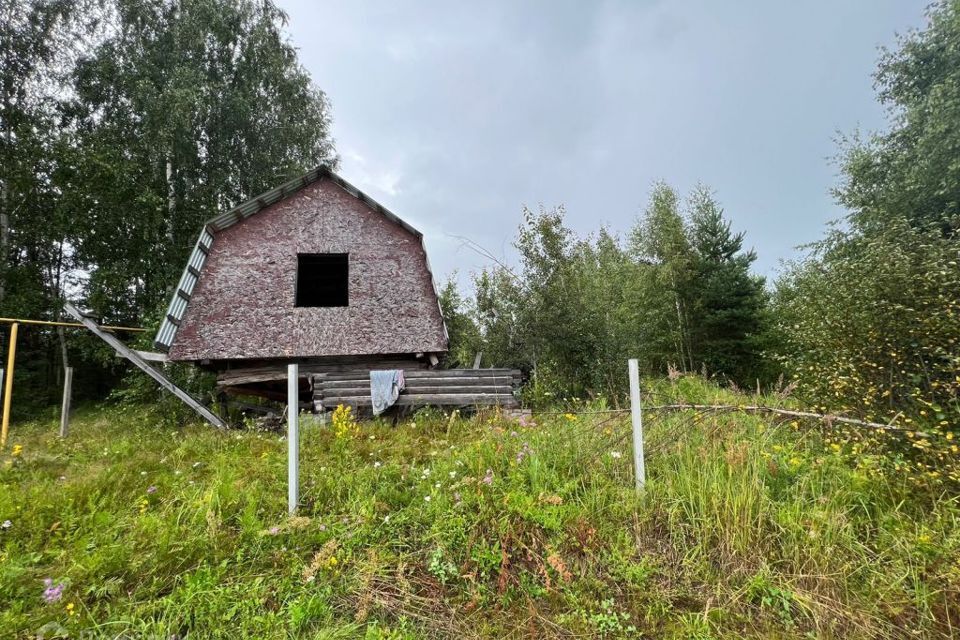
[281,0,927,286]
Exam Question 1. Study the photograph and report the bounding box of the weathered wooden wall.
[168,178,448,362]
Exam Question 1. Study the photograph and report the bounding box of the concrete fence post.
[59,367,73,438]
[628,359,646,490]
[288,363,300,514]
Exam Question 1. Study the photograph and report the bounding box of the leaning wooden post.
[287,363,300,514]
[628,359,646,490]
[59,367,74,438]
[1,322,18,448]
[64,303,227,429]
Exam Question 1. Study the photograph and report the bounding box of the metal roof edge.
[155,227,214,352]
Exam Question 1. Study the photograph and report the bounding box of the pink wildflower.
[42,578,64,603]
[482,469,494,485]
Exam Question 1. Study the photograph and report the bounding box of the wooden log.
[317,377,518,390]
[320,393,519,407]
[317,368,519,382]
[318,384,515,397]
[404,385,515,394]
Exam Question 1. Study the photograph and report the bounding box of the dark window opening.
[296,253,348,307]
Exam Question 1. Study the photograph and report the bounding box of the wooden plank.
[218,359,431,385]
[318,384,514,396]
[221,356,430,373]
[318,377,517,390]
[405,377,518,387]
[404,368,520,378]
[405,385,514,395]
[317,368,519,382]
[218,371,290,386]
[115,350,169,363]
[65,302,228,429]
[321,393,519,407]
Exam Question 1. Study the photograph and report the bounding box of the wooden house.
[155,166,519,412]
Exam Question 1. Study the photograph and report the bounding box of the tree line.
[442,0,959,425]
[1,0,957,430]
[1,0,336,413]
[439,187,771,400]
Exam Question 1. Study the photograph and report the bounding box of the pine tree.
[686,186,766,384]
[630,183,696,371]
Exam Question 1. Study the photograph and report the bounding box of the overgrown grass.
[1,378,958,638]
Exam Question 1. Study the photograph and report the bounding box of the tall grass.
[1,377,957,638]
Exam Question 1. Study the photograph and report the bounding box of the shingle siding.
[167,177,448,362]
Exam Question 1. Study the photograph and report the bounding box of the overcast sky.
[280,0,928,286]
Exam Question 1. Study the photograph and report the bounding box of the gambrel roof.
[154,166,447,353]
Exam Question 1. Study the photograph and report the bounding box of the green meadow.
[2,378,958,638]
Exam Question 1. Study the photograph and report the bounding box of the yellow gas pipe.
[1,322,18,448]
[0,317,145,448]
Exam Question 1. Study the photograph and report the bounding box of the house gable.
[157,169,448,361]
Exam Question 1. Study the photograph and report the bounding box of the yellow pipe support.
[1,322,17,448]
[0,317,147,333]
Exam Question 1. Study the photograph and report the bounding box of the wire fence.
[511,380,940,492]
[287,375,956,513]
